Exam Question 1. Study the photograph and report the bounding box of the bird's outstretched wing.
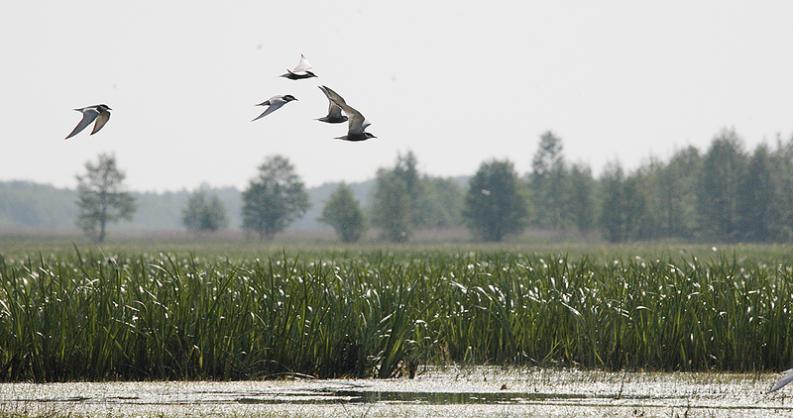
[65,109,100,140]
[318,86,346,121]
[319,85,366,134]
[91,111,111,135]
[770,368,793,392]
[291,54,312,73]
[343,105,367,135]
[252,101,286,121]
[327,101,344,120]
[318,85,347,106]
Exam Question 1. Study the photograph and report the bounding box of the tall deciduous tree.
[656,146,701,239]
[769,137,793,241]
[242,155,310,239]
[182,187,229,234]
[622,170,657,240]
[319,183,366,243]
[393,151,422,216]
[371,169,412,242]
[463,159,529,241]
[598,162,626,242]
[415,177,464,228]
[697,130,747,241]
[737,144,775,241]
[531,131,572,229]
[569,163,596,233]
[75,153,136,242]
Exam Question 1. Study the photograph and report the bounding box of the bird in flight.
[770,368,793,392]
[251,95,298,121]
[316,86,348,124]
[318,85,376,141]
[65,104,112,140]
[280,54,317,80]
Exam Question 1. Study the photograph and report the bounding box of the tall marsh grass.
[1,250,792,381]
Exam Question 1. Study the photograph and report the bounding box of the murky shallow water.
[2,367,792,417]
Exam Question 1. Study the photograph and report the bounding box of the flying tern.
[251,95,298,121]
[318,85,376,141]
[316,85,348,124]
[65,104,112,140]
[280,54,317,80]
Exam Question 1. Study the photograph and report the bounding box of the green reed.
[1,250,792,381]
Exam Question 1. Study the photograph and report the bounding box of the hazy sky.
[2,1,793,191]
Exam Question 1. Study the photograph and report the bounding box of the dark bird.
[316,85,348,124]
[280,54,317,80]
[770,368,793,392]
[318,85,376,141]
[65,104,112,140]
[251,95,298,121]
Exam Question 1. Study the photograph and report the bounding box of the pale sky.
[2,1,793,191]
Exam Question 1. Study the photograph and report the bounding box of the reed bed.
[1,249,792,381]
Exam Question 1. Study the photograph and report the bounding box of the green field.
[1,242,793,382]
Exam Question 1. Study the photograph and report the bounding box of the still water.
[1,367,791,417]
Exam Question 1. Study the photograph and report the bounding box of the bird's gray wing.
[251,101,286,121]
[292,54,312,73]
[65,109,100,139]
[770,368,793,392]
[318,86,345,119]
[327,101,344,119]
[341,103,366,135]
[318,85,347,106]
[90,110,111,135]
[318,85,365,133]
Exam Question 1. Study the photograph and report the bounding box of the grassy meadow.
[1,238,793,382]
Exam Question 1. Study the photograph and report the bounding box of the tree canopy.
[319,183,366,243]
[463,159,529,241]
[182,187,229,234]
[75,153,136,242]
[242,155,310,239]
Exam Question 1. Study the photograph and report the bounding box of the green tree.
[371,169,412,242]
[737,144,775,241]
[769,137,793,241]
[391,150,432,228]
[656,146,701,239]
[463,159,529,241]
[415,177,464,228]
[530,131,572,229]
[75,153,136,242]
[568,163,596,233]
[242,155,310,239]
[598,162,626,242]
[182,187,229,234]
[697,130,747,241]
[319,183,366,243]
[622,170,658,240]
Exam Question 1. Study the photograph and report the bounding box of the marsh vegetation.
[1,246,792,382]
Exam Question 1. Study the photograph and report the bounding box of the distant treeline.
[2,127,792,243]
[0,181,374,232]
[591,128,793,243]
[354,128,793,243]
